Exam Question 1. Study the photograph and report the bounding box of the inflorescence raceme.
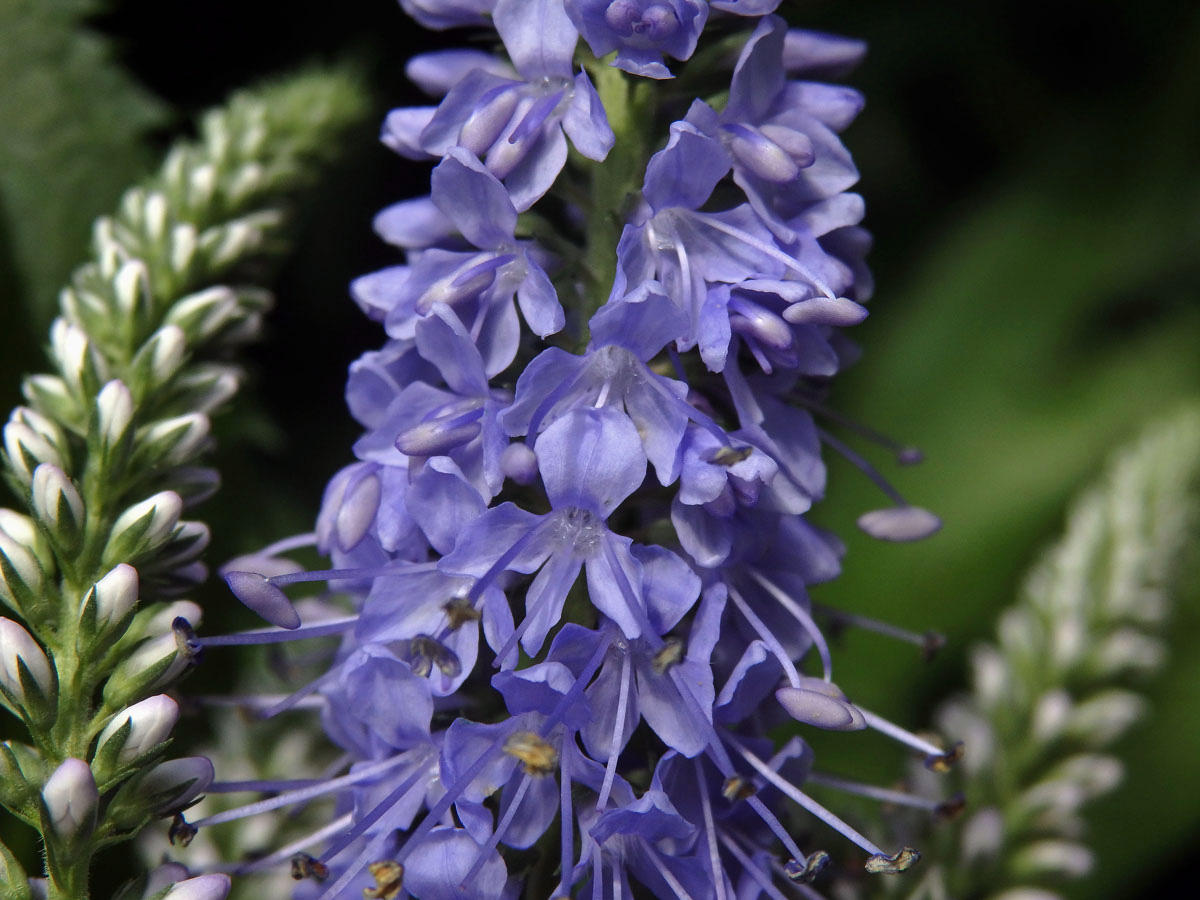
[211,2,951,897]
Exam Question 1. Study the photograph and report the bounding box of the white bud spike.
[110,491,183,550]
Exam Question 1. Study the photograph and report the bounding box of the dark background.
[1,1,1197,897]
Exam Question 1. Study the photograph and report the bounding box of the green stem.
[578,60,653,346]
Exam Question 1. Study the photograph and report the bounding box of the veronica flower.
[566,0,783,79]
[393,0,614,210]
[440,406,668,655]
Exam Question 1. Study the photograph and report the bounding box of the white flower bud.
[162,874,231,900]
[88,563,140,628]
[31,464,84,534]
[49,318,94,392]
[107,491,183,561]
[141,864,192,899]
[41,758,98,840]
[0,618,54,703]
[1065,689,1146,746]
[95,380,135,448]
[0,530,44,599]
[144,601,203,636]
[142,191,169,243]
[138,756,214,815]
[21,374,73,419]
[164,287,239,341]
[169,223,198,275]
[97,695,179,765]
[145,325,188,384]
[114,631,185,689]
[113,260,152,317]
[141,414,211,467]
[4,422,64,484]
[0,509,40,547]
[188,164,217,210]
[1012,840,1094,879]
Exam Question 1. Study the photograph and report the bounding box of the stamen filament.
[807,771,940,811]
[196,616,356,647]
[695,758,729,900]
[258,532,319,557]
[728,738,887,857]
[696,214,837,300]
[816,427,908,506]
[596,652,632,811]
[228,813,353,875]
[716,832,791,900]
[858,708,946,758]
[747,572,833,681]
[726,586,803,688]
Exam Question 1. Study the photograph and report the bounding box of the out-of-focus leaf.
[0,0,166,333]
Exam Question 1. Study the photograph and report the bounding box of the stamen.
[640,844,699,900]
[258,532,318,556]
[651,637,684,675]
[596,653,632,811]
[169,814,197,846]
[747,572,833,681]
[707,445,753,466]
[503,731,558,776]
[229,813,353,875]
[195,616,356,648]
[857,708,956,763]
[409,634,462,678]
[317,758,436,864]
[925,741,965,773]
[720,775,756,803]
[806,772,940,812]
[816,427,908,506]
[696,214,838,300]
[442,595,481,630]
[727,737,889,858]
[267,561,438,588]
[462,775,531,886]
[815,604,945,661]
[192,753,409,828]
[784,851,830,883]
[864,847,921,874]
[796,398,922,465]
[726,586,803,689]
[556,735,577,898]
[290,853,329,882]
[716,832,792,900]
[363,861,405,900]
[694,759,729,900]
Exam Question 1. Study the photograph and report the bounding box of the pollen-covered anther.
[442,596,481,631]
[363,860,403,899]
[935,791,967,820]
[707,445,753,467]
[168,813,197,847]
[651,637,685,675]
[503,731,558,776]
[924,740,964,773]
[864,846,920,874]
[784,850,830,883]
[290,853,329,882]
[720,775,756,803]
[409,634,462,678]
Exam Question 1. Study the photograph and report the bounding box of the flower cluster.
[218,3,946,898]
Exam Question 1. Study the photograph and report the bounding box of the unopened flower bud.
[0,618,54,708]
[161,874,231,900]
[50,318,99,393]
[164,286,240,342]
[97,694,180,766]
[31,463,85,539]
[103,631,187,706]
[41,758,98,840]
[140,414,211,467]
[113,259,152,317]
[106,491,183,564]
[0,530,44,605]
[95,380,135,450]
[500,442,538,485]
[4,422,64,485]
[133,325,187,388]
[85,563,140,630]
[137,756,214,815]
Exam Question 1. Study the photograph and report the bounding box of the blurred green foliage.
[0,1,1197,897]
